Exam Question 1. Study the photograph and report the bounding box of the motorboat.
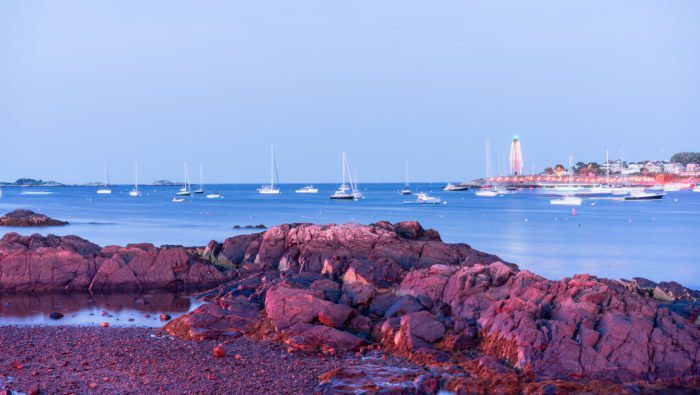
[550,195,582,206]
[258,145,281,194]
[443,183,469,192]
[96,160,112,194]
[295,185,319,194]
[400,186,412,195]
[475,188,499,197]
[172,197,186,203]
[206,192,222,199]
[415,192,442,204]
[624,191,664,201]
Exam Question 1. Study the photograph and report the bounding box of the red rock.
[99,322,109,327]
[0,209,68,227]
[213,344,225,358]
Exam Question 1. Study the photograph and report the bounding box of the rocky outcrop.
[0,209,68,227]
[0,233,224,292]
[164,221,700,392]
[3,220,698,392]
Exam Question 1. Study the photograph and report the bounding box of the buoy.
[572,208,576,216]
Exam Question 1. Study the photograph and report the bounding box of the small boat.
[129,160,141,197]
[415,192,442,204]
[505,186,518,191]
[172,197,186,203]
[194,163,205,194]
[295,185,319,194]
[331,151,359,200]
[550,195,582,206]
[475,188,499,197]
[206,192,222,199]
[176,162,192,196]
[693,185,700,192]
[443,183,469,192]
[624,191,664,201]
[259,145,281,194]
[400,160,412,195]
[96,160,112,194]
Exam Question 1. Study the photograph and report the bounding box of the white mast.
[103,160,109,187]
[199,163,204,191]
[134,160,139,190]
[341,151,347,188]
[605,148,610,186]
[568,155,574,185]
[184,162,191,192]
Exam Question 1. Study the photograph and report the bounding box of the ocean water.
[0,183,698,289]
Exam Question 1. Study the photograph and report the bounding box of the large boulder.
[0,209,68,227]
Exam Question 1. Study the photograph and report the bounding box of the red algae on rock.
[2,221,699,393]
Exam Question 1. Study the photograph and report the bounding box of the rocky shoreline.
[1,221,698,393]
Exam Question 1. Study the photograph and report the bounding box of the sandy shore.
[0,326,407,394]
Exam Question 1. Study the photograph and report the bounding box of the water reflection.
[0,292,201,327]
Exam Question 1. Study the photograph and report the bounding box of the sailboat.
[259,145,281,194]
[195,163,205,194]
[400,160,412,195]
[331,151,356,200]
[176,162,192,196]
[129,161,141,197]
[551,155,581,205]
[96,160,112,194]
[475,139,501,197]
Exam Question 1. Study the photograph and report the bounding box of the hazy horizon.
[1,1,698,184]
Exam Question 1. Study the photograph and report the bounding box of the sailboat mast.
[605,149,610,186]
[270,145,275,188]
[199,163,203,190]
[568,155,574,185]
[135,160,139,190]
[184,162,191,191]
[103,160,108,187]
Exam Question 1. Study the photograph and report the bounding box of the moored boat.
[96,160,112,195]
[415,192,442,204]
[624,191,664,201]
[259,145,281,195]
[443,183,469,192]
[550,195,582,206]
[295,185,319,194]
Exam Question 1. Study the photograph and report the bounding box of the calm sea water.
[0,183,698,288]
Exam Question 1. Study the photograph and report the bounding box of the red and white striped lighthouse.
[509,135,523,176]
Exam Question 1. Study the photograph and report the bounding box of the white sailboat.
[129,161,141,197]
[331,151,356,200]
[96,160,112,194]
[176,162,192,196]
[400,160,412,195]
[259,145,281,194]
[195,163,205,194]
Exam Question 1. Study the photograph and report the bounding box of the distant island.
[151,179,181,186]
[0,178,65,187]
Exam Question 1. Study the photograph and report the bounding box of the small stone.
[99,322,109,328]
[49,312,64,320]
[159,314,171,321]
[213,344,225,358]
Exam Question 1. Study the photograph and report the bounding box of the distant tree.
[554,164,565,173]
[544,167,554,174]
[670,152,700,165]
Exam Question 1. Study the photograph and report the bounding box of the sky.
[0,1,698,184]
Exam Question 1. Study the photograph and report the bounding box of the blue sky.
[1,1,698,184]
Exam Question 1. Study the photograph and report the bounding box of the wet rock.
[0,209,68,227]
[213,344,225,358]
[49,312,64,320]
